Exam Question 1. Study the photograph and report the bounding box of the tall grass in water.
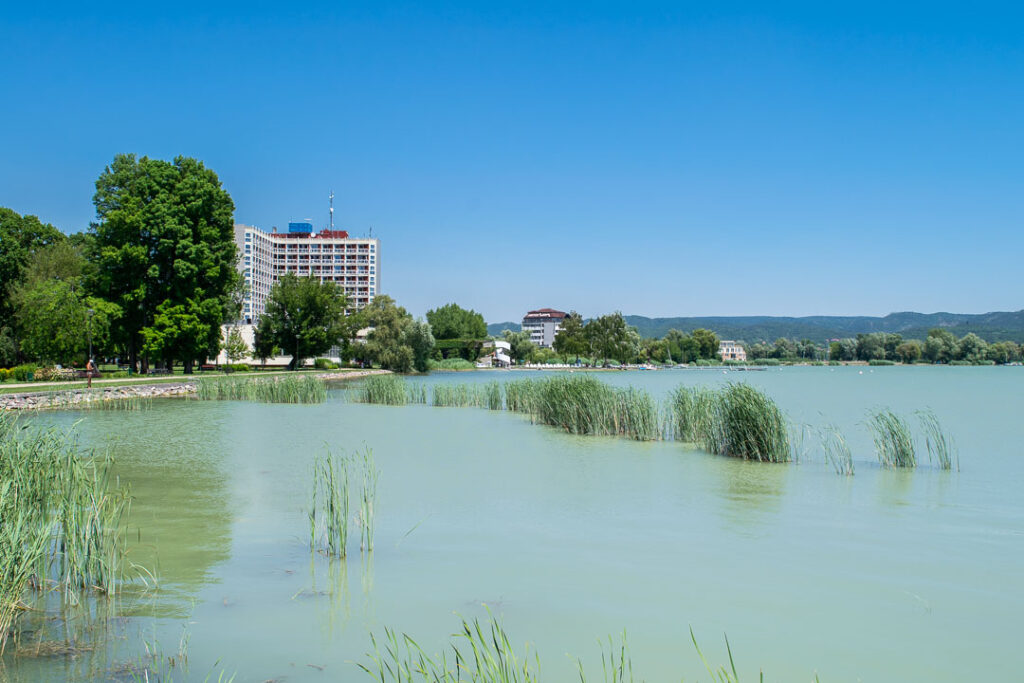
[714,384,790,462]
[358,375,409,405]
[360,614,796,682]
[916,409,958,470]
[197,375,326,403]
[358,448,379,553]
[309,451,350,557]
[665,386,720,443]
[867,409,916,468]
[524,376,660,441]
[0,413,132,654]
[819,425,854,476]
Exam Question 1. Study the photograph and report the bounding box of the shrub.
[427,358,476,371]
[314,358,338,370]
[11,364,38,382]
[223,363,251,372]
[0,368,9,382]
[868,359,895,366]
[755,358,781,366]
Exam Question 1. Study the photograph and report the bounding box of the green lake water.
[5,367,1023,681]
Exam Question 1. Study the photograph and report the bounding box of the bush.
[0,368,9,382]
[223,363,251,372]
[314,358,338,370]
[868,359,896,366]
[427,358,476,371]
[755,358,781,366]
[11,364,38,382]
[948,360,972,366]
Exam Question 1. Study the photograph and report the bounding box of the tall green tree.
[553,311,588,363]
[502,329,536,364]
[360,295,433,372]
[425,303,487,340]
[90,154,239,371]
[691,328,720,360]
[923,328,957,363]
[585,313,637,365]
[256,274,352,370]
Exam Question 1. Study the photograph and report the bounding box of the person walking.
[86,358,95,388]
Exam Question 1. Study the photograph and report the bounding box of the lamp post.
[87,308,94,388]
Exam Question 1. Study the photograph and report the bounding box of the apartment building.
[521,308,567,348]
[236,222,380,323]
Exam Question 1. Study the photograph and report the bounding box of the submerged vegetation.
[359,613,806,682]
[0,413,135,654]
[196,375,327,403]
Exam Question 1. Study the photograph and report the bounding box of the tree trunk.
[183,359,193,374]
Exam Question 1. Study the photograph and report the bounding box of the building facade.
[236,223,380,324]
[718,340,747,362]
[521,308,567,349]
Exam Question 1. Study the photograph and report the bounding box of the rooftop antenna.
[369,225,373,239]
[329,190,334,230]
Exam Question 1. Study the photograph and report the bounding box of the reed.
[917,409,958,471]
[358,375,409,406]
[358,448,379,553]
[712,384,790,462]
[867,409,916,468]
[309,451,350,557]
[665,386,721,444]
[197,375,327,403]
[820,425,854,476]
[360,614,795,682]
[0,413,132,654]
[523,376,660,441]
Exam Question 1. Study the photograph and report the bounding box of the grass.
[358,448,379,553]
[0,413,134,654]
[516,376,661,441]
[358,375,410,406]
[668,384,790,462]
[359,613,803,682]
[867,409,916,468]
[309,450,350,557]
[917,409,958,471]
[196,375,327,403]
[428,358,478,371]
[819,425,854,476]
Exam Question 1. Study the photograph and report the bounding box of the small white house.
[479,340,512,368]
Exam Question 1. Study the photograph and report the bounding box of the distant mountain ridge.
[487,310,1024,343]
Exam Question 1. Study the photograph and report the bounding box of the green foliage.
[256,273,352,370]
[867,409,916,467]
[141,298,222,371]
[90,154,240,368]
[11,364,39,382]
[501,329,536,364]
[553,311,588,362]
[427,357,477,370]
[358,375,411,405]
[314,357,338,369]
[425,303,487,340]
[667,384,790,462]
[917,409,957,471]
[820,425,854,476]
[223,326,249,363]
[0,208,65,339]
[309,450,349,557]
[585,312,639,365]
[360,296,434,373]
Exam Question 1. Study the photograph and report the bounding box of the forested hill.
[488,310,1024,343]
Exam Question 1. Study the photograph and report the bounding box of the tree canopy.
[425,303,487,340]
[255,274,352,370]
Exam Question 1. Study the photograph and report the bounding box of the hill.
[488,311,1024,343]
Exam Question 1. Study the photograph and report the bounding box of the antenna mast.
[329,190,334,230]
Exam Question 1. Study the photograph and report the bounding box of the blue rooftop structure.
[288,221,313,234]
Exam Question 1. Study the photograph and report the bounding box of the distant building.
[522,308,567,349]
[235,223,380,324]
[718,340,747,362]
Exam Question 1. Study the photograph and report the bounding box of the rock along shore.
[0,369,389,411]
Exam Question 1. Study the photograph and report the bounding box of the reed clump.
[197,375,327,403]
[668,384,790,462]
[309,451,350,557]
[867,409,916,468]
[820,425,854,476]
[917,409,958,471]
[0,413,133,654]
[358,448,379,552]
[358,375,409,406]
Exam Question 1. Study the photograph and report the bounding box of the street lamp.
[87,308,94,387]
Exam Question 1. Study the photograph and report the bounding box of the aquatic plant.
[358,375,409,406]
[712,384,790,463]
[666,386,721,444]
[0,413,133,654]
[358,448,379,552]
[819,425,854,476]
[309,450,350,557]
[917,409,958,471]
[196,375,326,403]
[867,409,916,468]
[360,613,802,682]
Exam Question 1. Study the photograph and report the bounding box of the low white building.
[479,340,512,368]
[718,340,747,362]
[521,308,567,349]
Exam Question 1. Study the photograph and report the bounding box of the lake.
[6,366,1023,681]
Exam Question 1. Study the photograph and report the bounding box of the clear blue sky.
[3,1,1022,322]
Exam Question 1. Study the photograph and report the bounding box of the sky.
[3,1,1022,322]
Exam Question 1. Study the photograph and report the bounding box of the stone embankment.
[0,369,390,411]
[1,383,197,410]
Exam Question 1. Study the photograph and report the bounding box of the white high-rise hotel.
[235,220,380,324]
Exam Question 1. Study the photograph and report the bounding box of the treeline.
[745,330,1022,364]
[1,155,241,374]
